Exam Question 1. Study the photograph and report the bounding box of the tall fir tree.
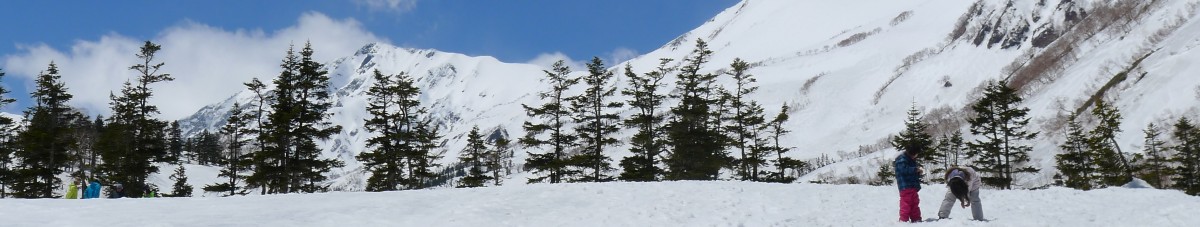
[619,60,672,182]
[1171,117,1200,195]
[935,132,966,174]
[1056,113,1095,190]
[191,130,223,165]
[521,60,581,184]
[241,78,268,194]
[407,118,442,189]
[664,39,730,180]
[891,103,935,181]
[358,69,428,191]
[12,62,77,198]
[97,41,175,198]
[204,102,253,196]
[1088,100,1131,186]
[487,135,513,185]
[169,164,192,197]
[1138,122,1173,189]
[965,80,1039,189]
[763,105,803,183]
[569,57,622,183]
[252,42,344,194]
[0,68,16,198]
[724,58,768,181]
[167,121,184,164]
[458,126,491,188]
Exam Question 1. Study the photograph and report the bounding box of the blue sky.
[0,0,737,118]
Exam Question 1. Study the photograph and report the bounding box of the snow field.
[3,181,1197,227]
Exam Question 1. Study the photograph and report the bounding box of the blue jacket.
[84,181,101,199]
[894,154,921,190]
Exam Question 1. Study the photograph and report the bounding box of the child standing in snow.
[937,166,984,221]
[894,145,924,222]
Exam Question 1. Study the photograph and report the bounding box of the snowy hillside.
[178,0,1200,189]
[3,181,1198,226]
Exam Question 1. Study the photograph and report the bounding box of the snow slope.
[175,0,1200,190]
[2,182,1197,226]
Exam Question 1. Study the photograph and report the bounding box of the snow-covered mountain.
[179,0,1200,189]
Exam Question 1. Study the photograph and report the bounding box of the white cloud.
[607,47,639,65]
[526,52,586,71]
[353,0,418,13]
[2,12,388,120]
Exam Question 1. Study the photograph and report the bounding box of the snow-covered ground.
[2,181,1196,226]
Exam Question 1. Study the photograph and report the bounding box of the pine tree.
[619,60,672,182]
[97,41,175,198]
[873,165,895,186]
[935,131,966,175]
[1139,123,1173,189]
[458,126,491,188]
[252,42,344,194]
[241,78,267,194]
[194,130,223,165]
[1088,100,1131,186]
[892,103,935,181]
[167,121,184,164]
[358,69,433,191]
[204,102,253,196]
[965,80,1039,189]
[0,68,15,198]
[1171,117,1200,195]
[407,118,442,189]
[664,39,730,180]
[487,135,513,185]
[521,60,580,184]
[1132,122,1171,188]
[12,62,78,198]
[1056,113,1095,190]
[723,58,768,181]
[569,57,622,183]
[169,164,192,197]
[763,105,803,183]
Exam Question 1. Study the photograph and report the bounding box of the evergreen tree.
[169,164,192,197]
[619,60,672,182]
[723,58,768,181]
[97,41,175,198]
[891,103,935,180]
[763,105,804,183]
[1056,113,1095,190]
[873,165,895,186]
[1088,100,1131,186]
[1171,117,1200,195]
[191,130,223,165]
[664,39,730,180]
[521,60,580,184]
[935,131,966,174]
[0,68,14,198]
[407,118,442,189]
[965,80,1039,189]
[251,42,344,194]
[358,69,429,191]
[569,57,622,183]
[458,126,491,188]
[487,135,513,185]
[167,121,184,164]
[242,78,268,194]
[204,103,253,196]
[12,62,78,198]
[1139,123,1173,189]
